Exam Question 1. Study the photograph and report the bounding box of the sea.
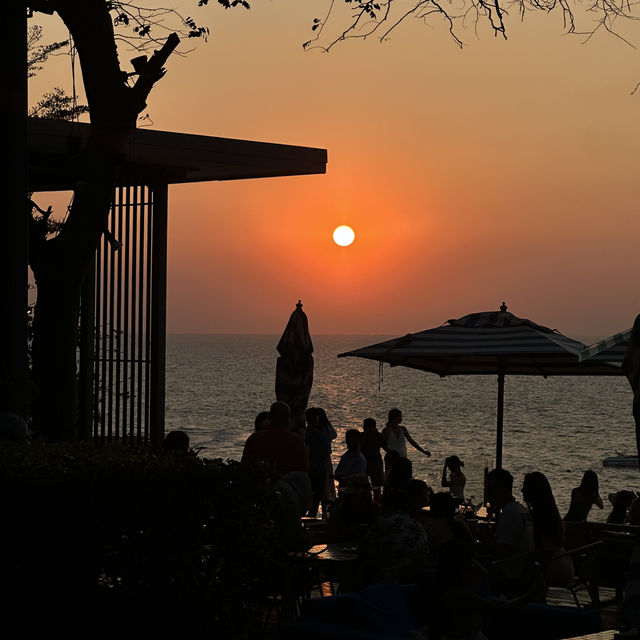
[164,334,639,523]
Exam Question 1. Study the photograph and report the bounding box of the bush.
[0,441,278,637]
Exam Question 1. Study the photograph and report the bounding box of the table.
[305,542,360,595]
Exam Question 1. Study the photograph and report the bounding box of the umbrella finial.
[296,300,303,310]
[500,301,507,313]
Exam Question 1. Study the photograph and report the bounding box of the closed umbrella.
[275,301,314,423]
[338,303,623,468]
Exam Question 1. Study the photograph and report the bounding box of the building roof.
[28,118,327,191]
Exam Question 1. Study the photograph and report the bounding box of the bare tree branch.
[308,0,640,50]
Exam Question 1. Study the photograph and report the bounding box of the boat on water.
[602,452,639,468]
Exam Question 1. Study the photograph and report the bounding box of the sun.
[333,225,355,247]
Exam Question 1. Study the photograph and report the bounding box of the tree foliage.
[0,442,279,637]
[28,24,89,120]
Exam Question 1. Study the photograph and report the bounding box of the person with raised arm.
[381,408,431,464]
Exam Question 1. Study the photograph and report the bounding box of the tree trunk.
[29,0,178,440]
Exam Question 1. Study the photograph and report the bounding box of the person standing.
[317,407,338,505]
[381,408,431,467]
[623,313,640,470]
[360,417,387,501]
[305,407,332,518]
[241,401,309,477]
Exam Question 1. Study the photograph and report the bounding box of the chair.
[545,540,603,608]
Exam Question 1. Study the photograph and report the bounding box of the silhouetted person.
[316,407,338,505]
[441,455,466,506]
[607,490,636,524]
[359,488,430,586]
[422,491,475,565]
[270,470,312,553]
[405,478,432,518]
[360,417,387,501]
[305,407,332,518]
[623,313,640,469]
[383,449,401,479]
[384,455,413,495]
[254,411,270,431]
[381,408,431,463]
[326,474,379,542]
[522,471,573,587]
[484,468,535,597]
[241,401,309,477]
[334,428,367,487]
[564,470,603,522]
[162,430,190,453]
[424,538,541,640]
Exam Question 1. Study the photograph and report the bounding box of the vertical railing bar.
[100,224,109,441]
[115,186,124,440]
[122,185,131,444]
[92,245,102,440]
[136,186,146,444]
[144,188,153,442]
[107,191,117,441]
[150,182,167,449]
[129,184,139,443]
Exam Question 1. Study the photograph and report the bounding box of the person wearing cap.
[441,455,466,506]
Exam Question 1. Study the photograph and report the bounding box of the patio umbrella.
[338,303,623,468]
[579,329,630,367]
[275,300,314,422]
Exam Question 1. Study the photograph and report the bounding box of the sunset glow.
[30,2,640,337]
[333,225,355,247]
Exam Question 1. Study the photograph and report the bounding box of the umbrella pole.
[496,371,505,469]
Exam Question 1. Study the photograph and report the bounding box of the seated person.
[162,430,191,453]
[421,491,475,566]
[607,490,636,524]
[334,429,367,488]
[269,470,313,553]
[253,411,270,432]
[522,471,574,587]
[564,470,603,522]
[418,538,542,640]
[358,488,430,586]
[326,474,379,542]
[481,468,535,597]
[405,478,433,517]
[441,455,466,507]
[383,456,413,495]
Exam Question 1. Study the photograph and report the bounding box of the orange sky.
[30,2,640,338]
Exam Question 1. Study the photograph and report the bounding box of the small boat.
[602,452,639,468]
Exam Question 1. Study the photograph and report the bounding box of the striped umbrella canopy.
[338,303,623,468]
[579,328,631,367]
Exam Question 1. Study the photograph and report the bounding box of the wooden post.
[496,367,505,469]
[149,182,168,448]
